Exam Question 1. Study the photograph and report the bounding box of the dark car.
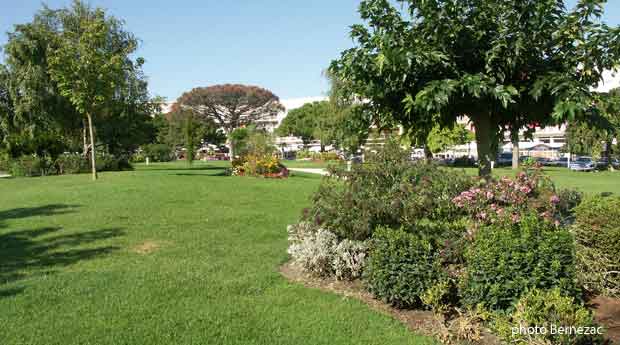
[596,157,620,170]
[553,157,569,167]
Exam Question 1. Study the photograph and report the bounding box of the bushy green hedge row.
[5,153,132,177]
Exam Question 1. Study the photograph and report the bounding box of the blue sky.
[2,1,620,102]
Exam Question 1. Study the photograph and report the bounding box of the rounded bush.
[308,140,473,241]
[462,215,579,311]
[364,227,445,309]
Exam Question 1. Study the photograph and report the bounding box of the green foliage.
[183,114,198,165]
[573,195,620,297]
[308,139,473,240]
[365,227,445,309]
[462,215,579,311]
[420,279,458,315]
[426,124,474,155]
[55,153,89,175]
[142,144,173,162]
[494,288,603,345]
[330,0,620,176]
[94,154,133,172]
[8,155,48,177]
[296,150,341,162]
[276,101,340,150]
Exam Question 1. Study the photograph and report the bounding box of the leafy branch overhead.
[330,0,620,176]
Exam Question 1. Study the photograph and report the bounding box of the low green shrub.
[95,154,133,172]
[364,227,445,309]
[9,155,48,177]
[421,279,458,315]
[494,288,604,345]
[142,144,173,162]
[556,189,583,222]
[461,215,579,311]
[0,151,9,171]
[573,195,620,297]
[130,151,146,163]
[55,153,88,174]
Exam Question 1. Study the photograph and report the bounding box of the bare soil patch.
[132,240,167,255]
[591,296,620,343]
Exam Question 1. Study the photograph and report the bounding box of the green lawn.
[0,161,435,345]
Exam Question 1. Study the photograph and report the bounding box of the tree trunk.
[82,119,88,158]
[472,114,494,178]
[229,139,235,160]
[424,145,433,161]
[86,113,98,180]
[511,128,520,170]
[606,139,614,171]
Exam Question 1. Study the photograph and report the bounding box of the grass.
[0,161,436,345]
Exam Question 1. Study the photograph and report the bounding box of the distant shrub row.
[1,153,132,177]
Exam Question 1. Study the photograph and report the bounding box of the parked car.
[596,157,620,170]
[552,157,569,167]
[569,157,596,171]
[496,153,513,166]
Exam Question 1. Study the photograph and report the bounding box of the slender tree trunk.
[82,119,88,158]
[472,114,494,178]
[511,128,520,170]
[606,139,614,171]
[86,113,98,180]
[229,139,235,160]
[424,145,433,161]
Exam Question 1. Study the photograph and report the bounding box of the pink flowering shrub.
[452,166,560,227]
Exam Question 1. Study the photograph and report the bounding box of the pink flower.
[550,195,560,204]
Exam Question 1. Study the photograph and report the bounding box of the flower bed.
[285,140,618,344]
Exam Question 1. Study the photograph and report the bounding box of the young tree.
[183,114,198,166]
[175,84,284,158]
[47,1,143,180]
[330,0,620,177]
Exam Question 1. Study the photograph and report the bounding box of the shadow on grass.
[138,165,228,172]
[0,204,79,229]
[0,226,124,296]
[173,171,230,177]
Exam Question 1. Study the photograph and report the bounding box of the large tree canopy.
[175,84,284,134]
[330,0,620,176]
